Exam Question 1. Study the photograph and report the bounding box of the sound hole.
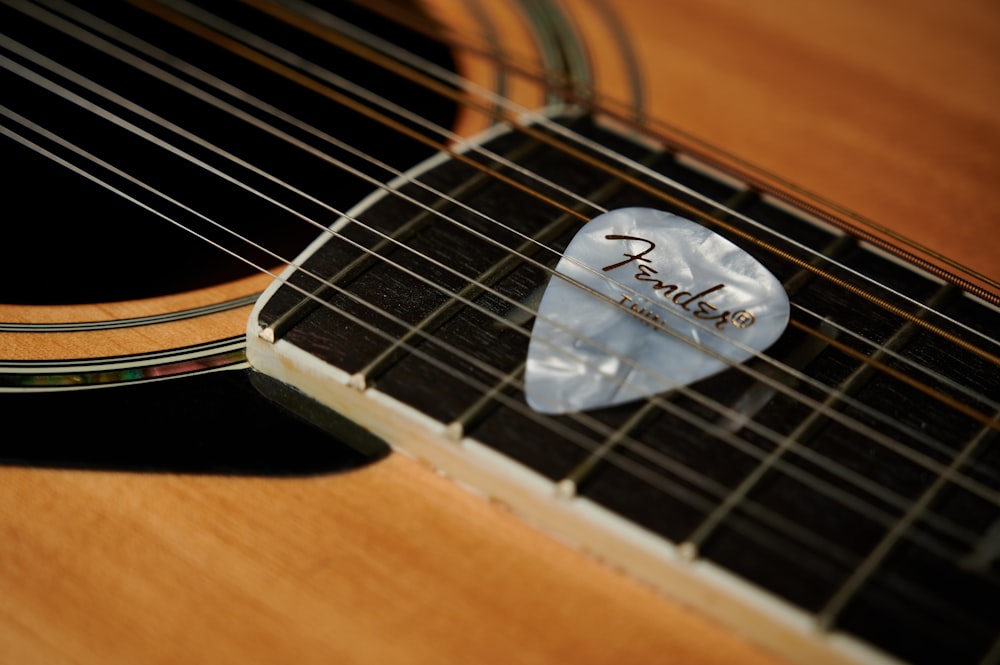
[1,2,457,305]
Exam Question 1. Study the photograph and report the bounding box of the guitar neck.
[248,112,1000,665]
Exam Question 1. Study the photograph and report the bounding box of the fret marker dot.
[524,207,790,414]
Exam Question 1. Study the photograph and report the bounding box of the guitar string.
[346,0,1000,301]
[28,0,1000,426]
[7,2,1000,636]
[0,121,874,579]
[3,19,996,504]
[48,0,1000,426]
[131,2,992,454]
[150,0,1000,369]
[130,0,590,221]
[3,50,996,556]
[40,0,996,438]
[7,5,1000,540]
[7,9,1000,504]
[7,104,1000,632]
[7,118,998,616]
[162,1,1000,433]
[33,0,1000,640]
[10,123,1000,630]
[228,0,1000,362]
[7,2,1000,568]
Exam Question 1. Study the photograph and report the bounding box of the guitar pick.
[525,207,789,414]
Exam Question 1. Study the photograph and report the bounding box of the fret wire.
[9,7,1000,556]
[0,38,778,424]
[6,116,975,578]
[783,235,854,293]
[706,481,996,628]
[9,31,1000,528]
[477,119,1000,370]
[572,412,997,626]
[702,199,851,432]
[713,320,832,433]
[815,413,1000,632]
[334,0,1000,302]
[250,0,1000,347]
[17,0,569,347]
[551,222,981,540]
[590,429,865,579]
[25,0,1000,442]
[8,119,992,598]
[793,302,1000,417]
[113,0,1000,364]
[277,220,990,556]
[237,0,603,216]
[683,281,959,554]
[446,360,525,441]
[556,398,668,499]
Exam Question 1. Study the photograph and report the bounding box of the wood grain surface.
[2,1,998,663]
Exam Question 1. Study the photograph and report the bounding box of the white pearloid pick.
[524,207,790,414]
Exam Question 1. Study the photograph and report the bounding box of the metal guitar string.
[7,7,1000,580]
[62,2,984,374]
[129,0,588,223]
[25,0,999,432]
[9,120,1000,632]
[4,47,998,567]
[21,2,982,446]
[3,24,996,503]
[3,91,996,624]
[244,0,1000,355]
[347,0,1000,301]
[3,11,996,524]
[18,1,998,441]
[5,115,995,622]
[7,0,1000,644]
[0,118,872,569]
[124,0,1000,378]
[3,46,984,510]
[3,5,996,600]
[91,3,1000,423]
[171,2,1000,426]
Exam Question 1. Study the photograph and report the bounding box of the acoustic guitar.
[2,2,998,664]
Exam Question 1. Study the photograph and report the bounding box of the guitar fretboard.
[256,114,1000,665]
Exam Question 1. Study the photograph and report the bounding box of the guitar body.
[1,1,997,663]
